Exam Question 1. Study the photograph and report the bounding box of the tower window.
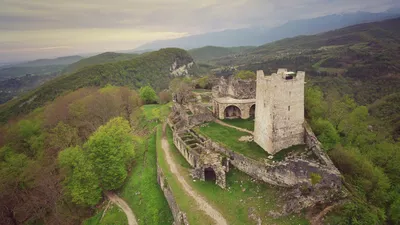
[288,106,290,111]
[289,91,291,97]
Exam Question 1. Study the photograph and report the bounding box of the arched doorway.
[224,105,241,119]
[204,167,216,182]
[249,104,256,119]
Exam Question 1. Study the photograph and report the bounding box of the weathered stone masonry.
[157,165,190,225]
[254,69,305,155]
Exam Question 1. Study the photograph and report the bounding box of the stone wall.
[199,131,343,213]
[212,76,256,99]
[172,131,200,167]
[157,165,190,225]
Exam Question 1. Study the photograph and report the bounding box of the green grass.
[141,103,171,121]
[156,126,215,225]
[222,118,255,131]
[166,126,310,225]
[196,122,268,160]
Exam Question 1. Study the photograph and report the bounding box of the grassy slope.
[62,52,138,74]
[165,126,309,225]
[84,104,174,225]
[196,122,268,160]
[0,48,193,123]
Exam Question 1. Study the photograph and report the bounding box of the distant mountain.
[188,46,256,62]
[62,52,138,74]
[0,48,195,122]
[135,10,400,51]
[0,55,84,81]
[10,55,83,68]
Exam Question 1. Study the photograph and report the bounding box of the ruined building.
[212,76,256,120]
[254,69,305,155]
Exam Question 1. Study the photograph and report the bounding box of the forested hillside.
[62,52,138,74]
[188,46,255,62]
[0,85,173,224]
[203,17,400,224]
[0,48,195,123]
[212,17,400,138]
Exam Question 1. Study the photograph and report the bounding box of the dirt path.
[215,119,254,135]
[105,192,138,225]
[161,124,228,225]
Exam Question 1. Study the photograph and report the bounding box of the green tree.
[139,86,157,104]
[338,106,373,146]
[58,146,101,206]
[312,118,340,150]
[48,121,80,150]
[328,95,357,129]
[390,197,400,224]
[84,117,134,190]
[234,70,256,80]
[305,87,327,119]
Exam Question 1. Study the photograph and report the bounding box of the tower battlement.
[254,69,305,154]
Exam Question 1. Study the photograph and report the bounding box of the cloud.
[0,0,398,62]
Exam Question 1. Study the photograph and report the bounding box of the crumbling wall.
[200,133,343,214]
[212,76,256,99]
[172,131,200,167]
[157,165,190,225]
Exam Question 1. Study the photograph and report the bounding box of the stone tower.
[254,69,305,155]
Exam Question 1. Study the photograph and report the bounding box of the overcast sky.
[0,0,398,63]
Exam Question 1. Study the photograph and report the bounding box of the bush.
[139,86,158,104]
[311,118,340,150]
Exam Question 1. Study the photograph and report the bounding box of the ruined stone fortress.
[254,69,305,154]
[167,68,344,216]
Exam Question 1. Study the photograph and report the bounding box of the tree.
[158,90,172,104]
[139,86,157,104]
[84,117,134,190]
[47,122,80,151]
[234,70,256,80]
[305,87,327,120]
[390,197,400,224]
[328,95,357,129]
[312,118,340,150]
[338,106,373,147]
[58,146,101,206]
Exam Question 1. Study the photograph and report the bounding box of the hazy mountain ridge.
[135,10,400,51]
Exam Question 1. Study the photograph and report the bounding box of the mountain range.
[135,9,400,51]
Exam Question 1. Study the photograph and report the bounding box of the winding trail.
[161,124,228,225]
[215,119,254,135]
[105,192,138,225]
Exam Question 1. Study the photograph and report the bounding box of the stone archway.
[224,105,241,119]
[249,104,255,119]
[204,167,216,182]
